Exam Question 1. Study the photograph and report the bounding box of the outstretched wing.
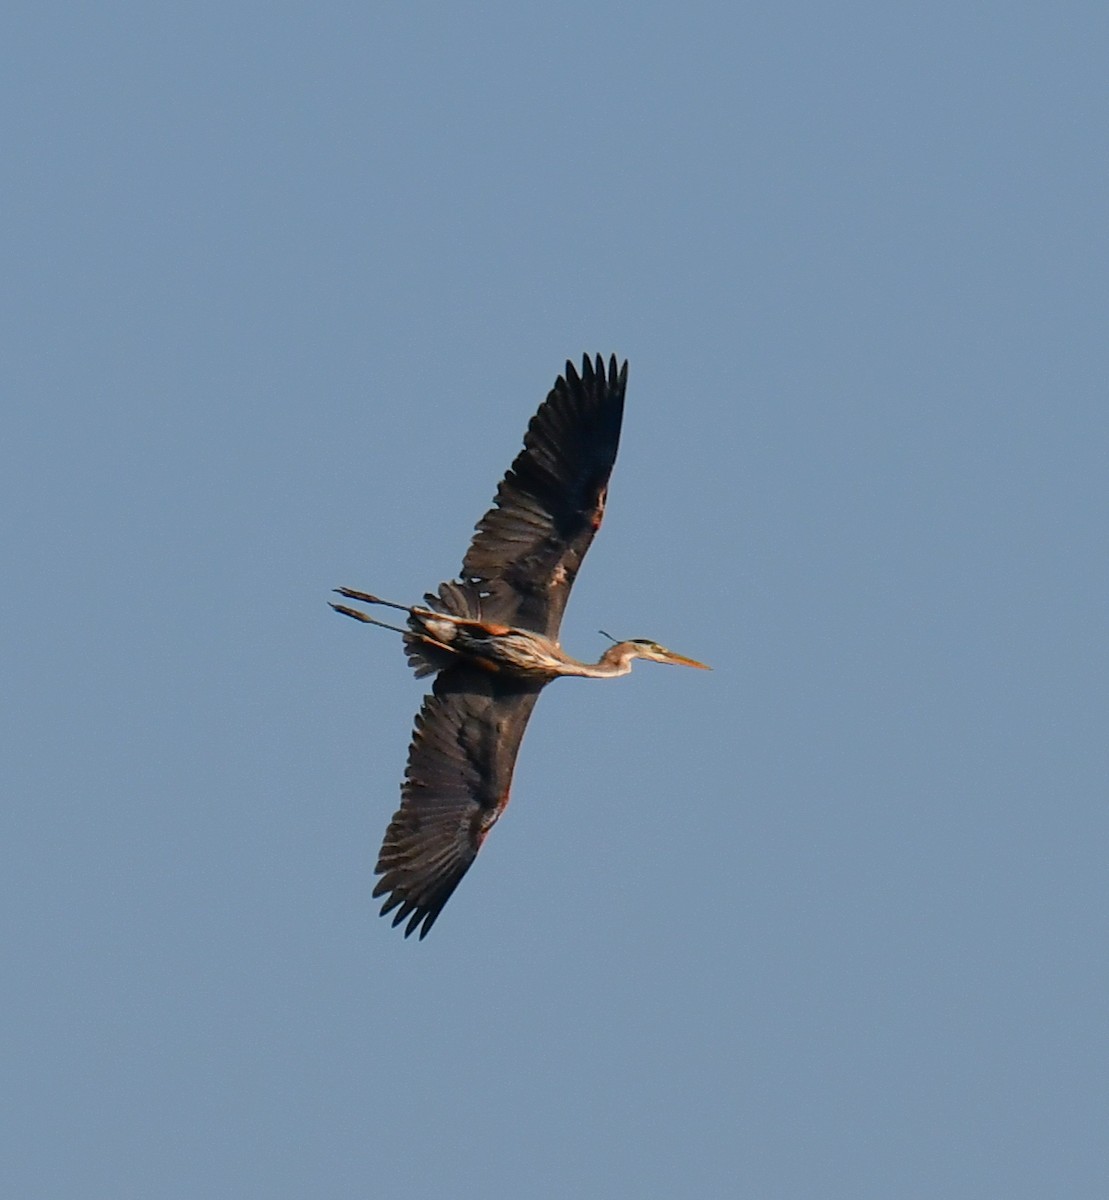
[373,667,545,939]
[460,353,627,639]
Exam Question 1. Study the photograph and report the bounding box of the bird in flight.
[332,354,708,938]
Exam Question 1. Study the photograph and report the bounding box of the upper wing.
[373,667,545,939]
[460,353,627,638]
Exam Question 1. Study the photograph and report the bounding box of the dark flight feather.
[459,354,627,638]
[373,668,543,938]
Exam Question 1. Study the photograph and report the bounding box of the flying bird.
[332,354,708,938]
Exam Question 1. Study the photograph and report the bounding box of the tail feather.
[404,581,486,677]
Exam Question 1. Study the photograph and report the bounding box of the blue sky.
[4,3,1107,1196]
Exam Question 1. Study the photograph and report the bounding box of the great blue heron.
[333,354,708,938]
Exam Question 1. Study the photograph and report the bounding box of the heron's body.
[333,588,706,680]
[332,355,707,938]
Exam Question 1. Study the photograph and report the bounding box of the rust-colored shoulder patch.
[589,484,609,531]
[455,616,512,637]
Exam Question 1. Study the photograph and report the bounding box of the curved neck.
[569,642,641,679]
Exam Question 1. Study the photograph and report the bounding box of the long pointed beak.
[664,650,711,670]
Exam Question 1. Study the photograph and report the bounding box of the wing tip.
[373,876,444,940]
[566,352,628,395]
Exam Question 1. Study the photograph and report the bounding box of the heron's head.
[625,638,711,670]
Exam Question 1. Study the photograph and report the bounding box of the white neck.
[564,642,641,679]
